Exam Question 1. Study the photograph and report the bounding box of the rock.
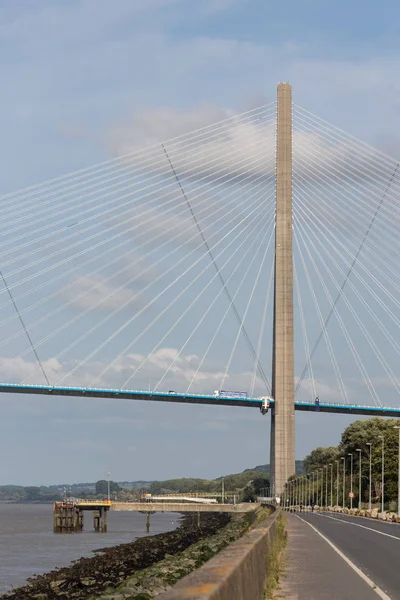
[50,579,66,589]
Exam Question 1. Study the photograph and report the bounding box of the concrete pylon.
[270,82,295,497]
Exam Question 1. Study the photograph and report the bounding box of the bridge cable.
[9,162,273,382]
[294,200,382,405]
[187,220,275,395]
[0,163,276,365]
[0,134,276,329]
[293,163,400,328]
[0,109,277,246]
[0,102,276,206]
[294,190,400,399]
[250,256,274,397]
[57,193,268,386]
[0,118,277,277]
[294,129,400,394]
[161,143,272,392]
[0,268,49,385]
[152,212,274,392]
[294,227,349,404]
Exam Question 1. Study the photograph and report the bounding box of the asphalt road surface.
[299,512,400,598]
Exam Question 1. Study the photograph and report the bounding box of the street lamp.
[394,427,400,520]
[107,472,111,503]
[348,453,353,510]
[222,477,225,504]
[329,464,333,508]
[356,449,362,510]
[378,435,384,513]
[341,457,345,509]
[325,465,328,510]
[320,468,324,508]
[366,442,372,511]
[312,471,315,506]
[335,460,339,507]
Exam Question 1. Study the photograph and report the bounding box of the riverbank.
[1,512,241,600]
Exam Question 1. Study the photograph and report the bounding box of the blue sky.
[0,0,400,485]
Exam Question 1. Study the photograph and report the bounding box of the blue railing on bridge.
[0,382,399,418]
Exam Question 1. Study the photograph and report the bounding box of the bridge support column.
[270,82,295,497]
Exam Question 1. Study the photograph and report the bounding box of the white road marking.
[295,514,391,600]
[318,513,400,541]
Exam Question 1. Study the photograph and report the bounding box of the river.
[0,504,179,593]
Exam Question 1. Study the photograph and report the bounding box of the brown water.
[0,504,179,593]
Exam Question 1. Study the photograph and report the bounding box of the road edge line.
[295,514,391,600]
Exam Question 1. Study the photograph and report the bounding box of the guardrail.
[158,507,280,600]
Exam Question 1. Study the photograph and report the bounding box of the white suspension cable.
[294,228,350,404]
[0,164,276,335]
[295,200,400,399]
[219,216,274,390]
[0,111,277,239]
[294,189,400,324]
[293,254,316,402]
[61,198,270,386]
[293,132,400,229]
[294,179,400,299]
[0,123,276,268]
[294,207,382,406]
[250,256,274,397]
[294,193,400,353]
[294,104,400,172]
[134,212,272,392]
[0,102,276,206]
[187,222,275,395]
[0,183,271,359]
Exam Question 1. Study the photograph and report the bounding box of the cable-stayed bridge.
[1,83,400,493]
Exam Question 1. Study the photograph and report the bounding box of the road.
[298,512,400,599]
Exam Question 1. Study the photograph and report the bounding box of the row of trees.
[287,417,400,509]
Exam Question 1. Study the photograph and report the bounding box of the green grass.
[264,512,287,599]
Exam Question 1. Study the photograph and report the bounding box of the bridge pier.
[270,82,296,497]
[93,507,108,532]
[53,502,83,533]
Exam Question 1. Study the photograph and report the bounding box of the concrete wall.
[110,502,257,513]
[158,509,280,600]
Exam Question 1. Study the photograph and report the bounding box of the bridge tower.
[270,82,295,497]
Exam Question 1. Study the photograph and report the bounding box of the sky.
[0,0,400,485]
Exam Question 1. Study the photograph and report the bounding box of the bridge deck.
[1,383,399,417]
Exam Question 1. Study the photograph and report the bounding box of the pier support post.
[146,512,150,533]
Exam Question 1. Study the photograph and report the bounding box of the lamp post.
[329,464,333,508]
[341,457,345,509]
[325,465,328,510]
[320,468,324,508]
[316,472,319,507]
[356,449,362,510]
[366,442,372,511]
[336,460,339,507]
[378,435,384,513]
[311,471,314,506]
[348,453,353,510]
[222,477,225,504]
[107,472,111,503]
[394,427,400,520]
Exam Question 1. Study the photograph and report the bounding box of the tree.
[303,418,400,509]
[304,446,339,474]
[95,480,121,496]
